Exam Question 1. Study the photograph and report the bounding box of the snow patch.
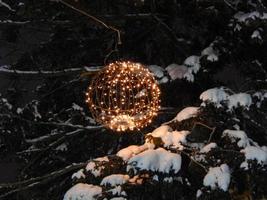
[56,143,68,151]
[147,125,189,149]
[201,46,218,62]
[234,11,267,23]
[228,93,252,110]
[200,88,229,107]
[200,88,252,110]
[196,189,203,198]
[163,177,173,183]
[165,55,204,82]
[127,148,182,174]
[174,107,199,122]
[86,156,109,177]
[116,144,152,161]
[63,183,102,200]
[222,130,249,148]
[251,30,262,40]
[100,174,130,186]
[110,198,127,200]
[148,65,164,78]
[1,98,13,110]
[166,64,188,80]
[107,185,127,196]
[72,169,86,179]
[16,107,23,114]
[241,146,267,164]
[72,103,83,111]
[203,164,231,191]
[200,143,217,153]
[184,56,201,73]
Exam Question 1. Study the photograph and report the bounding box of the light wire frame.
[86,61,160,132]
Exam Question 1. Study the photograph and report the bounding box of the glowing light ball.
[86,61,161,132]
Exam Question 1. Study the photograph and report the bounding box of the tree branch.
[58,0,121,45]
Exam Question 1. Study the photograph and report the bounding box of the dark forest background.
[0,0,266,199]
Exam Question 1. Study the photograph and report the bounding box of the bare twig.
[152,15,187,56]
[19,129,86,180]
[223,0,237,11]
[0,0,15,11]
[0,113,104,131]
[58,0,121,45]
[181,151,208,172]
[0,66,102,76]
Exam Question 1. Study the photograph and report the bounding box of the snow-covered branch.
[0,0,15,11]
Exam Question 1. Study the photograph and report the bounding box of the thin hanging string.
[58,0,122,46]
[58,0,122,71]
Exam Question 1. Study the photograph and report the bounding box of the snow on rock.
[127,148,182,174]
[63,183,102,200]
[200,143,217,153]
[200,88,229,107]
[116,144,152,161]
[174,107,199,122]
[148,65,165,78]
[222,130,249,148]
[203,164,231,192]
[147,125,189,149]
[72,169,86,180]
[86,156,109,177]
[227,93,252,110]
[100,174,130,186]
[201,46,218,62]
[166,63,188,80]
[241,146,267,165]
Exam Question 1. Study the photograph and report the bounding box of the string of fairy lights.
[86,61,161,132]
